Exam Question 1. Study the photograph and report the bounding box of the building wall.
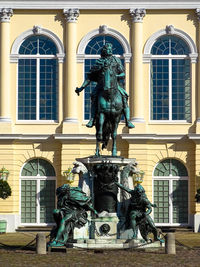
[0,3,200,231]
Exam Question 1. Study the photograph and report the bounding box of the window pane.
[151,59,169,120]
[172,180,188,223]
[172,59,191,120]
[19,36,38,55]
[18,59,36,120]
[84,59,96,120]
[151,35,190,55]
[21,180,37,223]
[84,36,124,120]
[19,35,57,55]
[40,180,56,223]
[154,180,169,223]
[21,158,56,176]
[85,35,124,55]
[154,158,188,177]
[39,59,58,120]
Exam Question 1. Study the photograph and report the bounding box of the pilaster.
[196,9,200,129]
[0,8,13,128]
[63,8,79,130]
[129,9,146,127]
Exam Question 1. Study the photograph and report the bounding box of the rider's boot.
[124,107,135,129]
[86,105,96,128]
[86,118,95,128]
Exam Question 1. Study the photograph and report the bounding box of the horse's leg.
[97,113,104,141]
[95,140,100,157]
[111,117,119,157]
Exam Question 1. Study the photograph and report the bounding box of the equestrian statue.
[76,43,134,156]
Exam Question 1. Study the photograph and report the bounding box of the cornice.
[0,134,51,141]
[54,134,96,141]
[0,1,199,10]
[121,134,186,142]
[188,134,200,140]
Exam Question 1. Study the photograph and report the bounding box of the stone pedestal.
[93,212,119,239]
[73,156,138,242]
[36,233,46,254]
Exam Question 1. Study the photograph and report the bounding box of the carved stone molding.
[129,8,146,23]
[11,27,65,63]
[0,8,13,22]
[33,25,42,35]
[99,25,108,35]
[63,8,79,23]
[165,25,175,35]
[196,9,200,21]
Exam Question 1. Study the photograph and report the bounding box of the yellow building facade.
[0,0,200,232]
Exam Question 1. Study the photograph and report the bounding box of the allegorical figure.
[76,43,134,129]
[48,184,98,247]
[116,182,164,243]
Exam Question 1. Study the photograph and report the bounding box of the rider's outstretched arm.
[76,79,91,95]
[115,182,132,194]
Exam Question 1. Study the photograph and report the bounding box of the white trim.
[148,120,190,124]
[0,117,11,122]
[63,118,79,123]
[10,27,65,63]
[0,1,200,10]
[54,134,96,141]
[0,134,51,140]
[77,26,132,63]
[16,120,58,124]
[169,58,172,121]
[188,134,200,140]
[143,27,198,63]
[121,134,185,141]
[131,118,145,123]
[36,58,40,121]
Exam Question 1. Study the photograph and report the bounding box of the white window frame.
[149,54,191,123]
[17,53,58,122]
[20,175,56,226]
[11,26,65,123]
[143,26,198,124]
[153,175,189,226]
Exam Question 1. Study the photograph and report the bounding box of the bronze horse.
[95,86,123,156]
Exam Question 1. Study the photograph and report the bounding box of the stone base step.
[160,226,193,233]
[72,239,164,250]
[17,226,52,232]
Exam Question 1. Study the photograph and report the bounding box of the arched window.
[153,158,188,225]
[18,35,58,121]
[20,158,56,224]
[84,35,124,120]
[21,158,56,176]
[150,35,191,121]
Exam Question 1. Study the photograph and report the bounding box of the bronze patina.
[76,43,134,156]
[48,184,97,247]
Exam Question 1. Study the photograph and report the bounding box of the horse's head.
[72,161,88,175]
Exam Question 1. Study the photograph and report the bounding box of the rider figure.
[76,43,135,129]
[116,182,162,242]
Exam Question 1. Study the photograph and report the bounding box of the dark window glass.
[84,35,124,120]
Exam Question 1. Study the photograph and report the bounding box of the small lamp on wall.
[63,167,75,185]
[133,170,144,185]
[0,167,9,181]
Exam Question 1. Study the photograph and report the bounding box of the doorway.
[153,158,188,225]
[20,158,56,225]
